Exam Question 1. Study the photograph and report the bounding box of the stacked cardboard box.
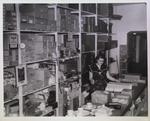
[91,91,111,105]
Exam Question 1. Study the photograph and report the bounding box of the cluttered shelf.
[59,74,81,85]
[23,84,56,97]
[22,59,57,65]
[20,30,80,35]
[48,4,122,20]
[20,30,53,33]
[48,4,97,16]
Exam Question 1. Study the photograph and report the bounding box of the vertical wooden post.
[95,33,97,57]
[78,3,82,107]
[16,4,24,116]
[55,31,59,116]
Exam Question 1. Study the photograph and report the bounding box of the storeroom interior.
[3,3,148,117]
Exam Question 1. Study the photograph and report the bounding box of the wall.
[109,3,147,74]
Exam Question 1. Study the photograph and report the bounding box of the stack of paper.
[105,82,133,92]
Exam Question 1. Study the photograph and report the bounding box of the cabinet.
[3,3,121,116]
[127,31,147,77]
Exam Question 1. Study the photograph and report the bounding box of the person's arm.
[89,71,95,85]
[106,71,119,82]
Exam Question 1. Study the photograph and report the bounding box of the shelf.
[20,30,52,33]
[3,30,17,33]
[20,30,79,35]
[57,5,78,11]
[82,14,96,18]
[23,58,57,65]
[98,16,111,21]
[81,10,96,16]
[81,50,96,54]
[23,56,81,64]
[23,84,56,97]
[48,4,78,12]
[59,73,81,82]
[59,55,79,62]
[57,32,79,35]
[4,65,17,69]
[82,32,97,35]
[4,96,18,104]
[71,10,79,14]
[98,14,122,20]
[48,4,108,16]
[82,32,115,36]
[65,75,80,82]
[48,4,97,16]
[82,14,114,20]
[111,14,123,20]
[36,31,80,35]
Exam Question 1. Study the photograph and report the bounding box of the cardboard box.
[91,91,110,105]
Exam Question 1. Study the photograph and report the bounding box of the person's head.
[95,54,105,67]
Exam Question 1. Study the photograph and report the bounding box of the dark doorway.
[127,31,147,77]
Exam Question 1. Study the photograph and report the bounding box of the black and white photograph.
[1,0,150,120]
